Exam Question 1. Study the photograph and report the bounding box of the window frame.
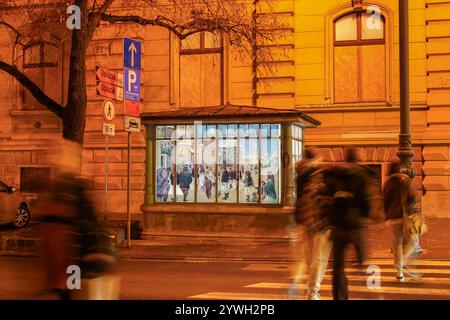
[23,41,59,69]
[179,32,223,55]
[178,32,225,107]
[333,10,387,103]
[334,11,386,47]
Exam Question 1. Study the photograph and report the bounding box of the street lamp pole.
[397,0,415,177]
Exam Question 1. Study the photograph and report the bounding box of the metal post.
[105,135,109,222]
[127,131,131,248]
[397,0,415,177]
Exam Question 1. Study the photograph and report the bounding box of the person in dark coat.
[178,165,193,201]
[321,148,372,300]
[243,171,254,202]
[221,166,230,200]
[383,161,421,281]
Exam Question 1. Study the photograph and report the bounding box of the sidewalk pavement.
[116,218,450,262]
[1,218,449,262]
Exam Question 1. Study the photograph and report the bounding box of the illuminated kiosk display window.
[155,123,283,205]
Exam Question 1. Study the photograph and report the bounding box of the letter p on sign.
[124,68,140,102]
[128,70,136,92]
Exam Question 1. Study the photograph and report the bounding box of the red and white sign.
[97,81,124,101]
[102,99,116,123]
[96,66,124,87]
[124,99,141,116]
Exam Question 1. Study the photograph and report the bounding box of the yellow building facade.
[0,0,450,240]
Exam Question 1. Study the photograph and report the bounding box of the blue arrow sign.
[124,38,141,70]
[124,68,141,102]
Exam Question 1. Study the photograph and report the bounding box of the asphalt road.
[1,256,450,300]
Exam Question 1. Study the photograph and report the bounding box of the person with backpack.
[289,149,331,300]
[321,148,372,300]
[383,161,425,282]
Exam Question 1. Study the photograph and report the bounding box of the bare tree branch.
[0,20,21,36]
[0,60,65,117]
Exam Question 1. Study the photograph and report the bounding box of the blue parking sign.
[124,38,141,70]
[124,68,140,102]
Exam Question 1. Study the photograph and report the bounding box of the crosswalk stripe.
[365,259,450,267]
[345,267,450,275]
[286,274,450,284]
[244,263,450,273]
[189,292,334,300]
[246,282,450,296]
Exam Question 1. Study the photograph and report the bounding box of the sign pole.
[127,131,131,248]
[105,134,109,222]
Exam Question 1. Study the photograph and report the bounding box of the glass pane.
[180,55,202,107]
[239,139,259,203]
[175,139,195,202]
[202,53,222,106]
[176,125,186,139]
[24,44,41,65]
[271,124,280,138]
[292,125,302,140]
[43,43,58,65]
[207,125,216,138]
[227,124,237,138]
[205,32,222,49]
[197,137,217,203]
[218,125,227,138]
[261,124,270,138]
[334,46,359,103]
[44,66,60,103]
[186,125,195,138]
[166,126,175,139]
[239,124,249,138]
[197,125,204,138]
[362,13,384,40]
[361,45,386,101]
[156,126,165,139]
[181,33,201,50]
[218,139,238,203]
[335,14,358,41]
[156,141,175,202]
[249,124,259,137]
[22,68,44,109]
[260,139,280,204]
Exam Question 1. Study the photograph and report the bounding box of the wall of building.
[1,0,450,220]
[421,0,450,217]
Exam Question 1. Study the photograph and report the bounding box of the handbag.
[71,274,121,300]
[402,193,427,237]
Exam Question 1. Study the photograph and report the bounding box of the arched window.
[179,32,223,107]
[22,40,61,110]
[334,11,386,103]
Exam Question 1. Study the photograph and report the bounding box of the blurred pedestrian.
[289,149,331,300]
[34,172,82,300]
[383,161,426,281]
[321,148,372,300]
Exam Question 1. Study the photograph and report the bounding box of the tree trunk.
[61,0,90,145]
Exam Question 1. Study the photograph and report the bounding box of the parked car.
[0,181,31,228]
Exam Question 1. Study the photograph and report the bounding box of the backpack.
[324,165,364,229]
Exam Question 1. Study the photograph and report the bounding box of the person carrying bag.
[70,177,121,300]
